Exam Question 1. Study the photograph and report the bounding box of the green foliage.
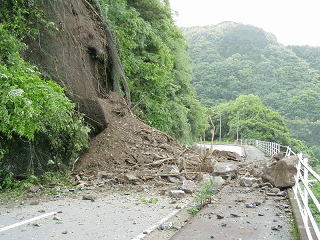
[310,182,320,225]
[0,0,45,38]
[99,0,209,143]
[212,95,291,144]
[193,179,214,206]
[187,206,200,215]
[183,22,320,158]
[140,197,159,204]
[0,16,89,183]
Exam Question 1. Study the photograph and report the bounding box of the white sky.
[170,0,320,46]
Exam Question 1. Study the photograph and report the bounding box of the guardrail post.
[303,156,309,230]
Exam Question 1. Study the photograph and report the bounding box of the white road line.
[131,203,188,240]
[0,212,57,233]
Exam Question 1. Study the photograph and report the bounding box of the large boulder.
[271,152,285,162]
[212,150,242,162]
[213,162,238,179]
[262,156,299,188]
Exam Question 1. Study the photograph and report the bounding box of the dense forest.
[101,0,208,143]
[183,22,320,158]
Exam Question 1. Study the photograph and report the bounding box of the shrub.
[0,25,89,186]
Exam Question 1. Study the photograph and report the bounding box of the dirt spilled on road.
[75,92,213,182]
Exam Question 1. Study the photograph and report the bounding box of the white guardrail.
[240,139,320,240]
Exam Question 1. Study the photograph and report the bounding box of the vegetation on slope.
[99,0,208,143]
[0,1,89,187]
[0,0,209,188]
[183,22,320,159]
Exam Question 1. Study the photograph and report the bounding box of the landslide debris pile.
[76,93,248,185]
[76,92,215,183]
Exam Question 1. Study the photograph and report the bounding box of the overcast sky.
[170,0,320,46]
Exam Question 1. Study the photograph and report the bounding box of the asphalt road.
[0,189,190,240]
[171,145,295,240]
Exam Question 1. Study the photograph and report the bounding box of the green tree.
[100,0,209,143]
[213,95,291,144]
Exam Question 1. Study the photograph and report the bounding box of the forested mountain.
[183,22,320,157]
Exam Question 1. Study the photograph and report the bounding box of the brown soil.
[76,92,212,180]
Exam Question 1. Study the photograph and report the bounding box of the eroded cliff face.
[26,0,114,134]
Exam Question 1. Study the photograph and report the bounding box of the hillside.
[183,22,320,157]
[0,0,207,183]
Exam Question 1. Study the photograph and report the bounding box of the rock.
[213,162,238,179]
[277,191,287,197]
[97,171,112,179]
[161,165,180,174]
[158,222,173,230]
[168,176,181,183]
[82,195,97,201]
[124,174,139,183]
[270,188,280,194]
[213,176,225,188]
[191,144,202,153]
[169,190,186,198]
[62,230,68,234]
[252,183,259,188]
[28,186,41,193]
[159,189,166,195]
[217,214,224,219]
[245,202,261,208]
[258,213,264,216]
[212,150,242,162]
[30,201,39,206]
[199,173,213,182]
[239,177,258,187]
[53,215,62,221]
[181,180,196,193]
[271,152,285,161]
[32,223,41,227]
[262,156,299,188]
[230,213,240,218]
[250,168,263,178]
[271,225,282,231]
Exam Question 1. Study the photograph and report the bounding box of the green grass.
[140,197,159,204]
[187,207,200,215]
[0,171,73,200]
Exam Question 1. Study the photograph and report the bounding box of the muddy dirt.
[75,92,212,183]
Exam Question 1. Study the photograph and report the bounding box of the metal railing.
[240,139,320,240]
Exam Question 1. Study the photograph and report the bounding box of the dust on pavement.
[171,145,295,240]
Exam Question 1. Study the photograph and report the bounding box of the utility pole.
[219,114,222,142]
[236,111,239,141]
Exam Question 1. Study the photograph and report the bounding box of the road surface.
[171,145,295,240]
